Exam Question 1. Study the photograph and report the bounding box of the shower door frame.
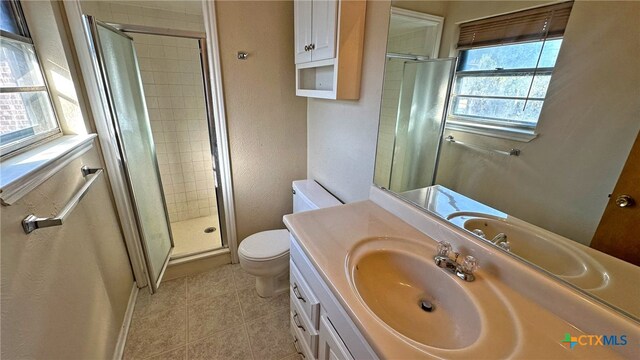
[84,17,175,292]
[387,57,457,190]
[105,22,230,255]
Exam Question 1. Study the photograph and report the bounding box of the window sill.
[0,134,97,205]
[445,120,538,142]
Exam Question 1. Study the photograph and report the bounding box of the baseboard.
[113,282,138,360]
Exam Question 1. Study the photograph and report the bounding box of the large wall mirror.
[374,0,640,321]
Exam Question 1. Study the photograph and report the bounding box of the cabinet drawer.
[290,260,320,329]
[290,296,318,356]
[318,315,354,360]
[291,320,314,360]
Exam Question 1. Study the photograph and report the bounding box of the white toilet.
[238,180,341,297]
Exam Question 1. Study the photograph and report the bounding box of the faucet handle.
[436,241,452,257]
[461,255,478,274]
[498,241,511,252]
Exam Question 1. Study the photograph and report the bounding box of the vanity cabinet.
[318,315,353,360]
[289,236,378,360]
[293,0,366,100]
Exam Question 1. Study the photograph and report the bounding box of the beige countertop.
[284,200,627,359]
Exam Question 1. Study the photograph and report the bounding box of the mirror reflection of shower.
[374,8,447,192]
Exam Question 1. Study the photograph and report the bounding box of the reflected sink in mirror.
[346,237,518,351]
[448,213,608,290]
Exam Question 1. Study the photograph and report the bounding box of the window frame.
[445,39,562,140]
[0,0,62,158]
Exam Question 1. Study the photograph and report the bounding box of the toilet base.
[255,271,289,298]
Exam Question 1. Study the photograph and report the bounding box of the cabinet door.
[318,315,354,360]
[295,0,313,64]
[311,0,338,61]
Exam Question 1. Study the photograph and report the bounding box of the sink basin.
[352,249,480,349]
[448,214,607,289]
[463,217,585,277]
[347,237,518,352]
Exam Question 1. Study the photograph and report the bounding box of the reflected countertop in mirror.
[401,185,640,319]
[374,0,640,321]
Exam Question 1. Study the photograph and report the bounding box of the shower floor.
[170,214,222,258]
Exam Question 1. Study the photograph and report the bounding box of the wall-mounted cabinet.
[295,0,337,64]
[294,0,366,100]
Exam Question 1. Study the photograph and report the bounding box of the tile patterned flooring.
[124,264,300,360]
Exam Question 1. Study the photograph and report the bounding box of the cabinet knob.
[310,43,315,50]
[304,45,309,51]
[615,194,635,208]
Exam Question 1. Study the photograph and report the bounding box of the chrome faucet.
[490,233,511,251]
[434,241,478,282]
[491,233,507,244]
[471,229,486,238]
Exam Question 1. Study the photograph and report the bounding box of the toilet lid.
[239,229,290,261]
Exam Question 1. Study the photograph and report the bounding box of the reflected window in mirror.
[447,1,573,140]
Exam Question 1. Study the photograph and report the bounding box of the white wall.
[307,0,450,202]
[1,2,133,358]
[307,0,391,202]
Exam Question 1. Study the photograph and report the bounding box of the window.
[448,2,573,138]
[450,39,562,131]
[0,0,60,156]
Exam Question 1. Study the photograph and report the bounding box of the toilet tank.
[292,180,341,213]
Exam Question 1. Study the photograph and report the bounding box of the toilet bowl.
[238,229,290,297]
[238,180,341,297]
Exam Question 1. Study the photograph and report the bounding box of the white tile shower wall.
[135,34,217,223]
[374,29,430,188]
[81,1,217,223]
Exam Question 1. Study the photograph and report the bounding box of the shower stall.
[385,57,456,193]
[83,15,226,291]
[374,7,454,193]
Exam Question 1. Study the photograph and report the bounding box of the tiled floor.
[124,264,299,360]
[170,214,222,258]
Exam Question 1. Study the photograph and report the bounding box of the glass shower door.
[389,58,456,193]
[85,17,173,291]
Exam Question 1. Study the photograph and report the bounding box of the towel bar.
[22,166,104,234]
[445,135,521,156]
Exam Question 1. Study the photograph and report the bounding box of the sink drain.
[419,299,434,312]
[204,227,217,233]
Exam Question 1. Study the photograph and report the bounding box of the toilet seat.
[238,229,290,262]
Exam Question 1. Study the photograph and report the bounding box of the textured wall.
[216,0,307,241]
[1,2,133,358]
[307,0,391,202]
[1,148,134,359]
